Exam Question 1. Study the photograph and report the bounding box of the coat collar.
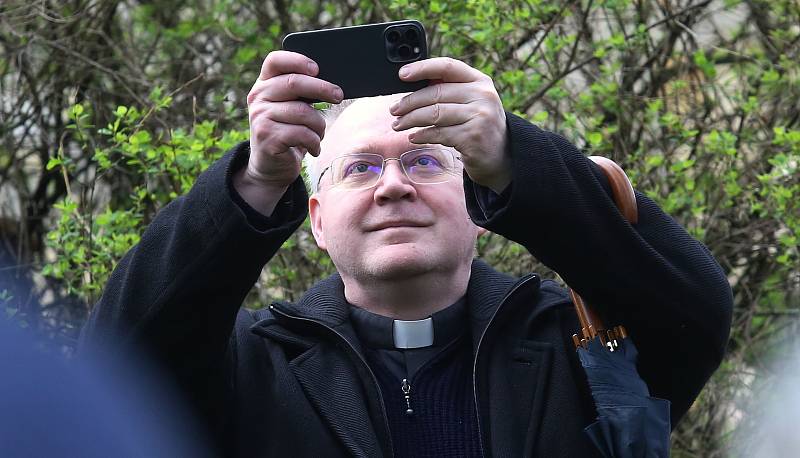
[266,258,531,345]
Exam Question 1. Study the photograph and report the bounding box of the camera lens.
[397,44,412,59]
[386,30,400,43]
[404,28,419,44]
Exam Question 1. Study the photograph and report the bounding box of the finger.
[392,103,470,131]
[389,82,477,116]
[251,119,322,156]
[259,50,319,81]
[249,73,343,104]
[254,101,326,140]
[407,125,454,148]
[398,57,484,83]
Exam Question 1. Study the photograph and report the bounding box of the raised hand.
[235,51,343,215]
[389,57,511,193]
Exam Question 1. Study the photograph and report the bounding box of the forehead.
[320,94,415,162]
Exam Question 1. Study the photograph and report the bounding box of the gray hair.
[303,99,357,193]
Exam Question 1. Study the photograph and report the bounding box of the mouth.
[367,221,429,231]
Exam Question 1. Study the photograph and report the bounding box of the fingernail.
[333,87,343,101]
[307,61,318,74]
[392,118,400,129]
[399,66,410,78]
[389,103,399,115]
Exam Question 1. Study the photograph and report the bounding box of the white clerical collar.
[393,317,434,349]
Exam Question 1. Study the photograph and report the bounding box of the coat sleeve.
[464,112,733,426]
[79,141,308,442]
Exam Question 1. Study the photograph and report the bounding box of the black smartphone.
[282,20,429,100]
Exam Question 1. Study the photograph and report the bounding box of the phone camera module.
[385,24,424,63]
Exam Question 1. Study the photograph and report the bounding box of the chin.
[360,247,438,280]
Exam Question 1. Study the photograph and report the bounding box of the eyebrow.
[345,142,382,154]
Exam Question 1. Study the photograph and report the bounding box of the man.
[81,50,733,457]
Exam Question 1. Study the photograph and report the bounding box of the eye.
[412,155,441,168]
[343,161,374,176]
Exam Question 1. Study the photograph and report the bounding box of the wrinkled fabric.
[579,338,671,458]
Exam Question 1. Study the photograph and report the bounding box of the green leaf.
[693,50,717,78]
[46,157,62,170]
[587,132,603,147]
[761,69,780,83]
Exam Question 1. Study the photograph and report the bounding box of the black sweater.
[80,113,733,457]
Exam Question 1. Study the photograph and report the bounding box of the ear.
[476,226,489,237]
[309,193,327,251]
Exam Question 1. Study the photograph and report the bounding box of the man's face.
[309,95,481,283]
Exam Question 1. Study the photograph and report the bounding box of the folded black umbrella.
[578,336,671,457]
[567,157,671,457]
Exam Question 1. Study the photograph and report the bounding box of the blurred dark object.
[0,270,210,457]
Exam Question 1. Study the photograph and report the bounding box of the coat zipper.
[472,274,539,458]
[268,304,395,458]
[401,378,413,415]
[400,332,466,417]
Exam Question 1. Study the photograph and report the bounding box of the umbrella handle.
[570,156,637,350]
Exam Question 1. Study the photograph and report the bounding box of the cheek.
[320,198,365,241]
[434,189,471,221]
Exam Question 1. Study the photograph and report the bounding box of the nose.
[373,159,417,204]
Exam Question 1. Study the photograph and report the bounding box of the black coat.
[81,113,733,457]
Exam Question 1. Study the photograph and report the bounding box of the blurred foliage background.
[1,0,798,455]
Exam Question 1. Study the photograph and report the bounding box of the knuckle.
[475,105,493,119]
[300,127,317,145]
[262,51,279,70]
[285,73,298,91]
[481,86,497,100]
[248,106,264,121]
[289,101,307,119]
[308,132,322,148]
[397,95,410,111]
[252,124,271,143]
[247,82,264,103]
[296,126,312,143]
[313,116,326,138]
[259,115,276,130]
[432,104,442,124]
[320,80,332,98]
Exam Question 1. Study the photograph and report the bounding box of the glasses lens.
[332,154,384,189]
[401,148,456,184]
